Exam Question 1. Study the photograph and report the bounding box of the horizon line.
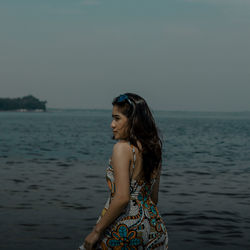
[47,107,250,113]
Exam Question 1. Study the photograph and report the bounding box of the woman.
[78,93,168,249]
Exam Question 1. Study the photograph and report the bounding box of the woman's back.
[128,140,162,206]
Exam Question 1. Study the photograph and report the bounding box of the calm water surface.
[0,109,250,250]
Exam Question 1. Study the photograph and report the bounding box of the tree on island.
[0,95,47,111]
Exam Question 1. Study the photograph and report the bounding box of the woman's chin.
[112,134,119,140]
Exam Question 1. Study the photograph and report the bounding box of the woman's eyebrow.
[112,114,120,118]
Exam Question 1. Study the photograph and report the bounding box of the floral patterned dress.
[79,143,168,249]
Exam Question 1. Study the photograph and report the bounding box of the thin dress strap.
[129,142,136,180]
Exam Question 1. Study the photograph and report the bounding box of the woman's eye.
[112,116,120,121]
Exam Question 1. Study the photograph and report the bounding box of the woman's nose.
[110,120,115,128]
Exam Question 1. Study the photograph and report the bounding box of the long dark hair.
[112,93,162,183]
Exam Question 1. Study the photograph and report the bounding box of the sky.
[1,0,250,112]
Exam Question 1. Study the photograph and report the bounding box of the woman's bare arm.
[94,142,131,234]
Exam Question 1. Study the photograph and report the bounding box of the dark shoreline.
[0,95,47,111]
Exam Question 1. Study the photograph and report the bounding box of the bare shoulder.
[110,141,133,165]
[112,140,131,155]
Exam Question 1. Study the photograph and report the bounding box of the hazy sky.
[1,0,250,111]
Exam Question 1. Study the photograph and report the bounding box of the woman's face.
[110,105,129,140]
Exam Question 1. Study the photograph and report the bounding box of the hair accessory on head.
[117,94,133,105]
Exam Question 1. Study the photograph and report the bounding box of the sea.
[0,109,250,250]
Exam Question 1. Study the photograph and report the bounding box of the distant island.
[0,95,47,112]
